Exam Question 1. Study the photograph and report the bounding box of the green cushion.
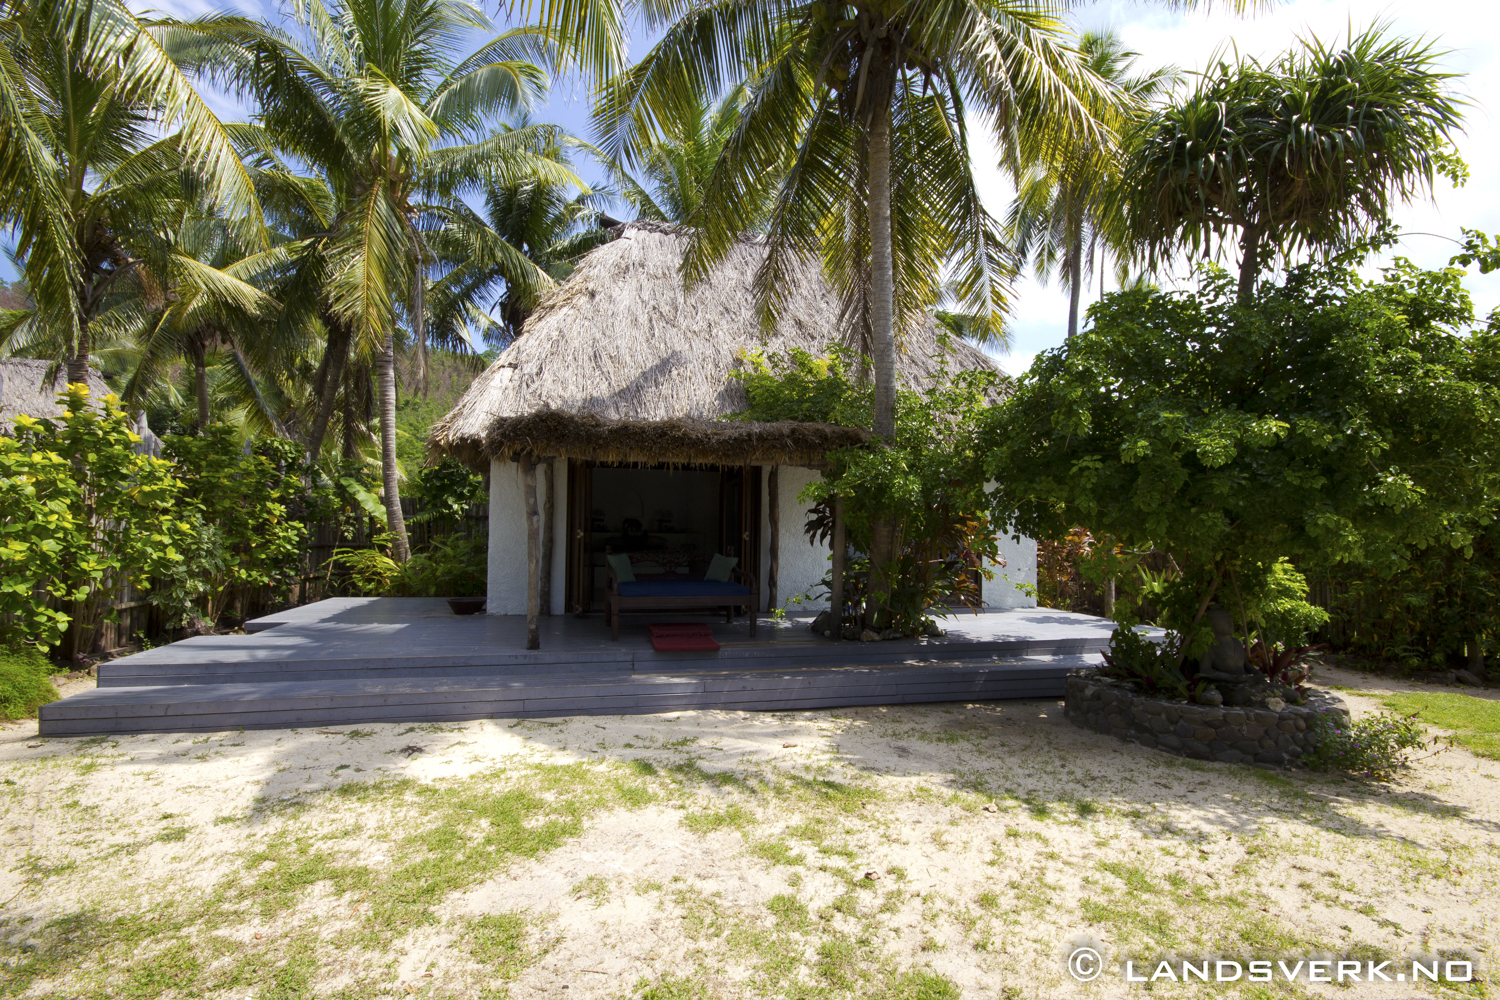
[606,552,635,583]
[705,554,738,582]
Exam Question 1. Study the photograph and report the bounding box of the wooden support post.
[829,494,844,642]
[522,457,541,650]
[767,466,779,613]
[540,459,555,616]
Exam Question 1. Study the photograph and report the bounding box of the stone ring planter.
[1065,669,1348,768]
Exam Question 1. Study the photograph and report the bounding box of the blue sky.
[12,0,1499,374]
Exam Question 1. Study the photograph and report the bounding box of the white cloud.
[972,0,1500,375]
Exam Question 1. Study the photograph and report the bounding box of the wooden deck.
[39,599,1116,735]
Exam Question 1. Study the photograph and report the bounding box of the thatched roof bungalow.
[431,222,1036,629]
[0,358,110,433]
[0,358,162,455]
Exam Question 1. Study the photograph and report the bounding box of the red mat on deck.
[648,623,720,652]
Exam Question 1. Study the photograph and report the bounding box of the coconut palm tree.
[0,0,264,385]
[178,0,579,560]
[119,211,286,433]
[427,121,612,347]
[1119,24,1465,305]
[1006,30,1175,339]
[612,85,755,224]
[594,0,1115,623]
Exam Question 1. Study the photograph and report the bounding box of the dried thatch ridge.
[0,358,111,434]
[430,221,1004,467]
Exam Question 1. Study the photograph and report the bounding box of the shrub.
[734,342,1003,634]
[0,645,59,720]
[330,547,401,596]
[1303,710,1428,780]
[157,427,309,626]
[330,535,486,598]
[394,536,486,597]
[1,387,193,653]
[1099,626,1190,701]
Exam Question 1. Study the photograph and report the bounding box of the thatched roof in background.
[430,221,1005,467]
[0,358,111,434]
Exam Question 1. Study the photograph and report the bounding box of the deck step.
[42,655,1099,735]
[96,635,1110,687]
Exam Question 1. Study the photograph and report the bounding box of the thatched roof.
[430,222,1004,467]
[0,358,111,434]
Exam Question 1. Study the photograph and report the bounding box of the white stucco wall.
[487,459,526,615]
[487,458,567,616]
[765,465,828,614]
[985,531,1038,609]
[981,478,1037,609]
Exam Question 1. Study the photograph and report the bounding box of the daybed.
[604,552,758,641]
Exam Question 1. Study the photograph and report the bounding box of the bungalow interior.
[487,458,1035,618]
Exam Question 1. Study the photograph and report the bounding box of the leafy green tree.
[158,426,309,625]
[188,0,576,559]
[985,253,1500,651]
[1006,30,1175,339]
[0,0,264,384]
[119,212,284,433]
[0,387,192,654]
[1119,25,1465,304]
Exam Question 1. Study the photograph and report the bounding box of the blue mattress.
[617,580,751,598]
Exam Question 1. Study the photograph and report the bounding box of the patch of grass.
[242,837,374,914]
[1378,691,1500,760]
[572,873,611,906]
[668,759,753,791]
[815,936,863,988]
[681,803,754,835]
[886,969,962,1000]
[631,973,707,1000]
[155,825,191,844]
[1098,860,1154,892]
[465,912,538,979]
[0,645,60,720]
[751,838,806,866]
[767,893,810,930]
[119,940,202,999]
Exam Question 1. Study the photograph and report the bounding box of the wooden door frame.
[566,458,593,615]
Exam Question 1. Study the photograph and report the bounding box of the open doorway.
[567,462,760,613]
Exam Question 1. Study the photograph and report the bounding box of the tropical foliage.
[735,344,1003,634]
[986,251,1500,658]
[1119,24,1465,302]
[1006,30,1175,338]
[156,426,309,626]
[0,387,193,652]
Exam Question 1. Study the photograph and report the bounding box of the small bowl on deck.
[446,597,486,615]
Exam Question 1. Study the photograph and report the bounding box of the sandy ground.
[0,667,1496,1000]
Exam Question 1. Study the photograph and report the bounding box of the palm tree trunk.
[307,318,351,462]
[67,327,91,387]
[1237,223,1262,305]
[865,85,897,629]
[1066,231,1083,339]
[194,346,210,430]
[377,330,410,562]
[411,245,428,398]
[869,96,896,440]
